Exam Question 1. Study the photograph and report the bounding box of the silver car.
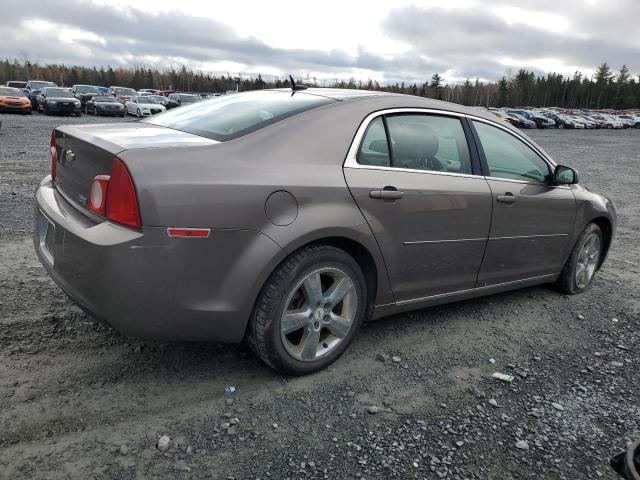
[34,88,617,375]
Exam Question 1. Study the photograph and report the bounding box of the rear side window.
[386,114,472,174]
[357,117,390,166]
[473,121,549,182]
[146,90,336,141]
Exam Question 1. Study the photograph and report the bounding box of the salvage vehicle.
[148,94,169,106]
[34,88,617,375]
[124,96,166,117]
[71,85,101,112]
[26,79,58,109]
[0,86,32,114]
[5,80,27,89]
[85,95,125,117]
[508,109,554,128]
[37,87,81,116]
[165,92,200,109]
[108,86,137,104]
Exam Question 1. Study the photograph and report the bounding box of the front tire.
[247,245,367,375]
[136,108,141,118]
[556,223,603,294]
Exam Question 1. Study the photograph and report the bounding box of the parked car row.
[1,80,209,117]
[485,106,640,129]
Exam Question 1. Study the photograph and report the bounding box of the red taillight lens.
[105,158,141,229]
[87,158,141,229]
[50,131,57,180]
[88,175,110,216]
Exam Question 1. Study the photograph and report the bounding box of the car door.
[470,120,577,286]
[344,111,493,303]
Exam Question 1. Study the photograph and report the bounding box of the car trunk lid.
[53,122,218,215]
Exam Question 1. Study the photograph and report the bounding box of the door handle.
[497,192,517,204]
[370,187,404,200]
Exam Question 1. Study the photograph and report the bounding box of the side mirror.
[554,165,579,185]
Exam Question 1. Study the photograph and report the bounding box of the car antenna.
[289,75,307,92]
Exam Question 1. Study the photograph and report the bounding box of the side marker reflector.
[167,228,211,238]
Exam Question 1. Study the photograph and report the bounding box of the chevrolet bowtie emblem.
[64,150,75,163]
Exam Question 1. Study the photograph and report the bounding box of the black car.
[37,87,81,116]
[85,95,125,117]
[166,93,200,109]
[71,85,102,112]
[25,80,58,109]
[508,109,554,128]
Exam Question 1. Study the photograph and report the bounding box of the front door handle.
[370,187,404,200]
[497,192,517,204]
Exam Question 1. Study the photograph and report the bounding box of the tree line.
[1,58,637,109]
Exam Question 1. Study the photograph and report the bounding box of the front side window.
[386,114,472,174]
[473,121,549,183]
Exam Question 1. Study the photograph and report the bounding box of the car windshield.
[145,90,336,141]
[76,86,100,94]
[93,96,116,102]
[116,88,137,96]
[150,95,165,102]
[0,87,26,97]
[46,88,73,98]
[30,81,56,89]
[179,94,199,102]
[140,97,159,104]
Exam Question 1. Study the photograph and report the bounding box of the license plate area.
[37,210,55,265]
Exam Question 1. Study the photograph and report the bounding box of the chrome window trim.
[344,107,561,184]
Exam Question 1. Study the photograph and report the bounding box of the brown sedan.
[34,88,617,375]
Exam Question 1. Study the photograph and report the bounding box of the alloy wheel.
[575,233,600,289]
[280,268,357,362]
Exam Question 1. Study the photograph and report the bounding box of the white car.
[124,96,166,117]
[616,115,637,128]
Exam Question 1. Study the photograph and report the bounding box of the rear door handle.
[369,188,404,200]
[497,192,517,204]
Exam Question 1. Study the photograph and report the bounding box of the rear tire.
[247,244,367,375]
[555,223,603,294]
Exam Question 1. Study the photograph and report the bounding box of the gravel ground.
[0,112,638,480]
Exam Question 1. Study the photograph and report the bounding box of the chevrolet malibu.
[34,88,617,375]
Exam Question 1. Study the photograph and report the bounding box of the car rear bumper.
[34,176,286,342]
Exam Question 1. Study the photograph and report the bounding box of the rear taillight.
[87,158,141,229]
[50,131,57,180]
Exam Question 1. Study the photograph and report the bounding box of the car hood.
[47,96,78,101]
[57,122,218,153]
[137,103,165,108]
[0,96,29,101]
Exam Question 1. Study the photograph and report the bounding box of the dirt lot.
[0,112,638,480]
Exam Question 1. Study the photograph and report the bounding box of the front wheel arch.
[590,216,613,269]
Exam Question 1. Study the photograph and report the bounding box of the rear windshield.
[115,88,136,96]
[30,81,56,89]
[76,85,100,94]
[45,88,73,97]
[145,90,336,141]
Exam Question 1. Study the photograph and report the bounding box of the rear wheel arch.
[247,236,379,337]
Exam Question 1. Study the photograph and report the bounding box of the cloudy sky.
[0,0,638,84]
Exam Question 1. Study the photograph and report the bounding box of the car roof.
[263,88,510,123]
